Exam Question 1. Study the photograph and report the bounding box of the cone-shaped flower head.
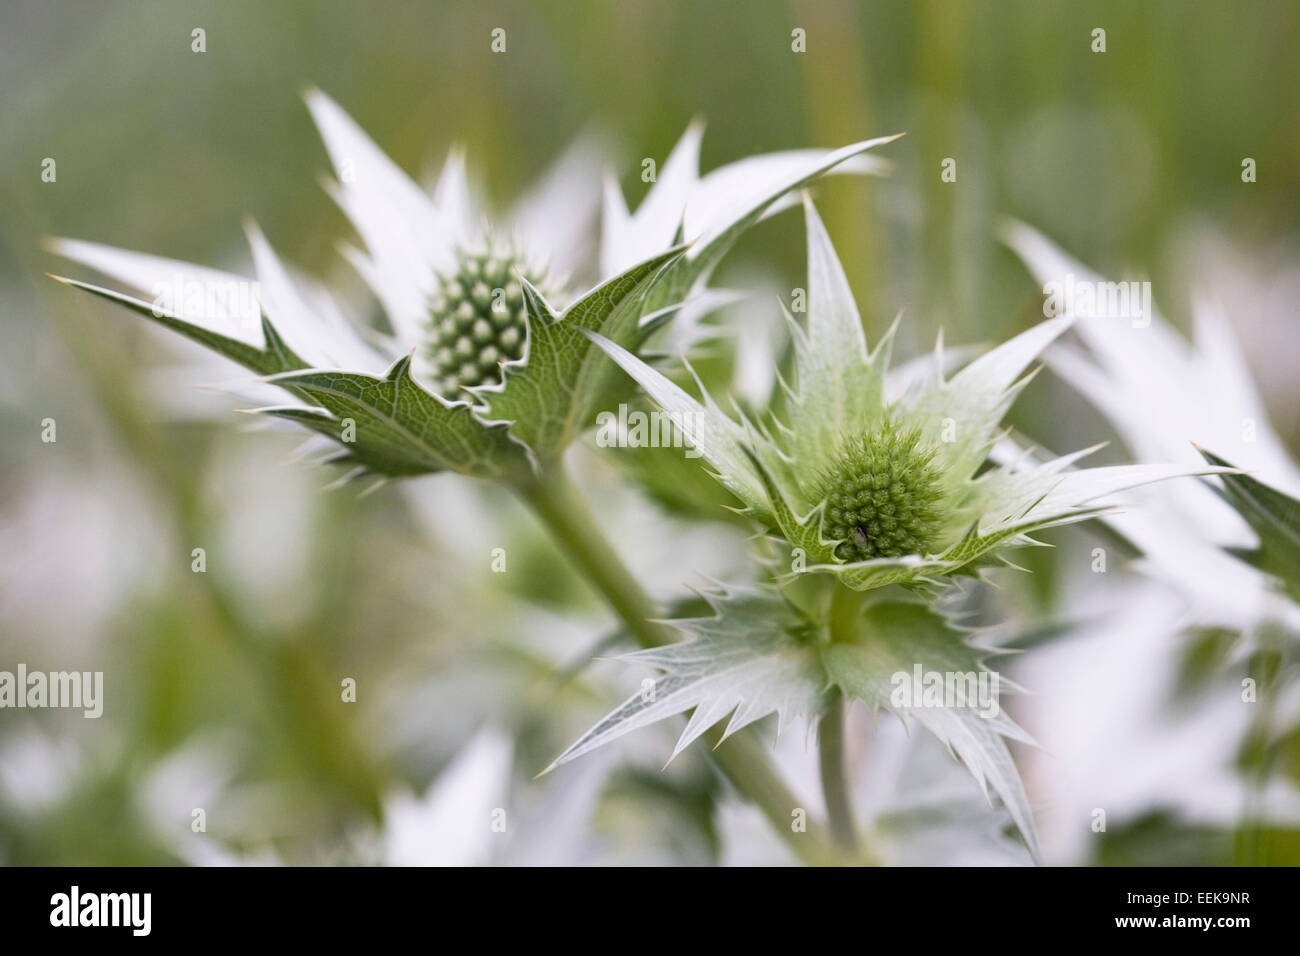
[47,91,899,478]
[424,241,549,393]
[810,420,945,561]
[588,196,1227,591]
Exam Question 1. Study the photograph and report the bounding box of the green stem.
[518,463,674,649]
[818,693,858,854]
[517,463,843,865]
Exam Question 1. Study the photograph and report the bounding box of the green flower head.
[48,90,899,482]
[424,240,550,394]
[588,195,1217,592]
[809,420,945,562]
[559,198,1230,862]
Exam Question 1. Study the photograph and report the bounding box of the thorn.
[358,477,388,498]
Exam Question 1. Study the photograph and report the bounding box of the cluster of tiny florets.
[811,421,945,562]
[424,246,543,395]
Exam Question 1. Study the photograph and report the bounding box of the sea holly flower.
[995,225,1300,859]
[48,91,897,476]
[1002,222,1300,634]
[556,198,1226,857]
[46,98,901,861]
[587,197,1213,592]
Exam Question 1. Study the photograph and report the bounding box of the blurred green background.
[2,0,1299,865]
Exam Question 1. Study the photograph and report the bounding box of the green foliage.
[546,587,832,771]
[1201,449,1300,604]
[821,594,1038,859]
[550,583,1040,858]
[48,277,307,377]
[476,247,684,462]
[266,354,530,480]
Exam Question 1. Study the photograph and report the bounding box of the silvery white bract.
[589,198,1220,592]
[381,728,513,867]
[556,199,1230,858]
[48,90,897,480]
[168,727,609,866]
[1003,223,1300,627]
[993,226,1300,862]
[546,581,1045,858]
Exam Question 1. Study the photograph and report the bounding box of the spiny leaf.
[585,331,772,514]
[549,582,1041,859]
[249,405,410,478]
[1200,449,1300,603]
[475,247,684,460]
[50,276,307,377]
[267,353,530,479]
[785,196,888,469]
[977,462,1236,540]
[600,411,753,527]
[802,554,950,592]
[640,134,905,315]
[545,588,831,772]
[820,597,1040,860]
[905,316,1073,483]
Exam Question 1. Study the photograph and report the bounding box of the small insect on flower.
[809,420,945,562]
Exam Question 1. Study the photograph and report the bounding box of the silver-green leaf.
[267,353,530,479]
[49,276,307,377]
[545,587,831,772]
[821,597,1040,860]
[1201,448,1300,603]
[475,247,684,461]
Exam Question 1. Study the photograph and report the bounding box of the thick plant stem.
[818,693,858,855]
[517,462,843,865]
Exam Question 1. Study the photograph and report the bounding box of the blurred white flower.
[0,728,84,817]
[1014,574,1300,864]
[0,456,169,652]
[1002,224,1300,863]
[1172,223,1300,440]
[383,727,513,866]
[1003,221,1300,635]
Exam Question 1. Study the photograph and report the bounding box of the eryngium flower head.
[810,421,944,561]
[424,242,547,393]
[588,196,1224,591]
[48,90,897,477]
